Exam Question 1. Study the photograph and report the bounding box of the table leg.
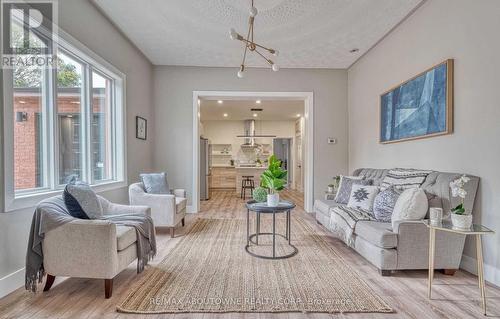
[476,234,487,315]
[285,210,289,240]
[428,227,436,299]
[272,211,276,258]
[287,210,291,244]
[246,209,249,246]
[256,212,260,245]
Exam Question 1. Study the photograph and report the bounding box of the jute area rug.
[117,217,393,314]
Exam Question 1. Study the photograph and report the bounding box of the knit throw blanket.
[329,205,375,248]
[25,196,156,293]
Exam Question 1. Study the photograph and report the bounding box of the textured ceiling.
[93,0,423,68]
[200,99,304,121]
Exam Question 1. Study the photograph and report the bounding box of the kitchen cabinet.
[211,167,236,189]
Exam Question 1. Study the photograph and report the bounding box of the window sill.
[4,180,128,212]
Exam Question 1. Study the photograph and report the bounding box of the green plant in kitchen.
[260,155,287,206]
[252,187,267,203]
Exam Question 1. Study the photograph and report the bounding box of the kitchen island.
[235,166,267,195]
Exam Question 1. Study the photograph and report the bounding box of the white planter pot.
[267,193,280,207]
[451,213,473,230]
[327,186,334,193]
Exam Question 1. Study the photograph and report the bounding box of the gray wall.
[153,66,348,207]
[0,0,154,294]
[348,0,500,284]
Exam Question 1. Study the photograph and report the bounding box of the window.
[4,30,126,210]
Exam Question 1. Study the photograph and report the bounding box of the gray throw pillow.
[63,181,102,219]
[335,178,372,204]
[373,187,402,222]
[140,172,170,194]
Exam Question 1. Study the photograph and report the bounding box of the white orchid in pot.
[449,175,472,229]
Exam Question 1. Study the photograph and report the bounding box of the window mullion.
[47,60,57,190]
[82,64,92,183]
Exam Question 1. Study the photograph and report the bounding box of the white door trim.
[192,91,314,213]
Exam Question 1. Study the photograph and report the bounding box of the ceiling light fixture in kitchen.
[217,100,223,104]
[296,114,301,118]
[223,113,228,117]
[256,100,261,104]
[229,0,279,78]
[253,113,258,117]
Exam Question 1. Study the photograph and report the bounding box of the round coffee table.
[245,200,298,259]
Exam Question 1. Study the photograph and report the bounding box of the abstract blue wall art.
[380,59,453,143]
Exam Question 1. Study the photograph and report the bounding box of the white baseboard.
[460,254,500,287]
[187,205,196,214]
[0,268,25,299]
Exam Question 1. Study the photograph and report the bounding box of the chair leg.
[43,274,56,292]
[181,217,185,227]
[442,269,457,276]
[104,278,113,299]
[170,227,175,238]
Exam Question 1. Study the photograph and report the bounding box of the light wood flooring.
[1,189,499,318]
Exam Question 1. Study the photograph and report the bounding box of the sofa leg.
[170,227,175,238]
[104,279,113,299]
[316,220,322,225]
[181,218,185,227]
[379,269,391,276]
[442,269,457,276]
[43,274,56,291]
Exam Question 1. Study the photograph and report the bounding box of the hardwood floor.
[1,189,499,318]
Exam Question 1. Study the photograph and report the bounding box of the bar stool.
[241,175,255,200]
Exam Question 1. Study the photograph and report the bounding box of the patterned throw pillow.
[63,181,102,219]
[347,185,380,212]
[335,176,371,204]
[373,187,402,222]
[140,172,170,194]
[380,168,431,190]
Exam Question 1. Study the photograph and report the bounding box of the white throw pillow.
[391,188,428,229]
[347,185,380,212]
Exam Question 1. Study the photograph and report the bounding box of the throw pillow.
[381,168,432,190]
[391,188,428,229]
[373,187,403,222]
[140,172,170,194]
[347,185,380,212]
[335,176,371,204]
[63,181,102,219]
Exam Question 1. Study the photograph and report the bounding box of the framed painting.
[136,116,147,140]
[380,59,453,144]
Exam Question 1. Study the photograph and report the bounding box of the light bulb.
[272,49,279,57]
[229,28,238,40]
[271,63,279,72]
[249,6,258,17]
[237,70,245,78]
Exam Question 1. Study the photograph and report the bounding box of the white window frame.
[3,28,127,212]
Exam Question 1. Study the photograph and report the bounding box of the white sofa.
[42,195,150,298]
[129,182,187,237]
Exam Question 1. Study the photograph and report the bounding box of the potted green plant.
[328,175,341,193]
[260,155,287,207]
[449,175,472,229]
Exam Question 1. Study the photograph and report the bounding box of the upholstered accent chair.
[42,195,151,298]
[129,183,187,237]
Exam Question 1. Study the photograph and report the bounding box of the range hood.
[237,119,276,147]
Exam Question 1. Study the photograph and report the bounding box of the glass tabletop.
[423,220,494,234]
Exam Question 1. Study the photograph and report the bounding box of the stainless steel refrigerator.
[200,137,212,200]
[273,138,293,187]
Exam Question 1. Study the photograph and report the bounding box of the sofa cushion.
[175,197,187,213]
[347,185,379,212]
[380,168,431,190]
[391,188,428,229]
[354,221,398,249]
[335,176,372,204]
[373,187,403,222]
[116,225,137,251]
[314,199,338,217]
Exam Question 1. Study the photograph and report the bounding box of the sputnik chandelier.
[229,0,279,78]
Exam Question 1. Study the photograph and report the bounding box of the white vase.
[451,213,472,230]
[267,193,280,207]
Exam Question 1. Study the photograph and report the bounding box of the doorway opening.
[192,91,314,213]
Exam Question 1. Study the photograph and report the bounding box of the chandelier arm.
[241,19,253,67]
[254,48,273,65]
[238,38,274,53]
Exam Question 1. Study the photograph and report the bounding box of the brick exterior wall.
[13,89,106,190]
